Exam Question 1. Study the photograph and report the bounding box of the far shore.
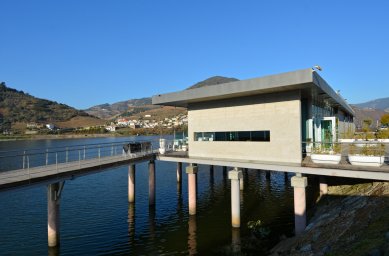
[0,133,172,141]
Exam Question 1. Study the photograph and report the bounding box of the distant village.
[15,113,188,135]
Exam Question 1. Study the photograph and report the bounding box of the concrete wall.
[188,90,302,164]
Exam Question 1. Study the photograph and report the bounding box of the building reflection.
[231,228,241,254]
[188,215,197,255]
[128,203,135,243]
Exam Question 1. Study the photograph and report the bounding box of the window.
[194,131,270,142]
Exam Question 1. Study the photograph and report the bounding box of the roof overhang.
[152,68,355,116]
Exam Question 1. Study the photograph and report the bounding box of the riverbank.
[270,180,389,256]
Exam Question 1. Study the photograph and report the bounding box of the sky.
[0,1,388,109]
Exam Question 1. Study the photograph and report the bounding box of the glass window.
[238,131,251,141]
[215,132,227,141]
[195,131,270,142]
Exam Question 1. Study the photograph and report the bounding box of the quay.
[1,68,389,249]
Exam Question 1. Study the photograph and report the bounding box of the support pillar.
[48,182,64,247]
[266,171,271,180]
[149,160,156,206]
[291,174,308,235]
[319,177,328,196]
[186,164,198,215]
[128,164,135,203]
[229,168,243,228]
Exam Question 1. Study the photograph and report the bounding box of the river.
[0,135,317,255]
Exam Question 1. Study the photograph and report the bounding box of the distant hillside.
[86,76,239,120]
[0,82,99,131]
[354,97,389,112]
[186,76,239,90]
[351,106,386,129]
[85,98,155,119]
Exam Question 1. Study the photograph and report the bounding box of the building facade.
[152,68,354,164]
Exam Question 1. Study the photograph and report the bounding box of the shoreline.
[0,133,162,141]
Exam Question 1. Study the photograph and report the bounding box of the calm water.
[0,136,317,255]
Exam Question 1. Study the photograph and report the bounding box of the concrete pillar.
[229,168,243,228]
[177,162,182,183]
[149,160,156,206]
[128,203,135,242]
[186,164,198,215]
[128,164,135,203]
[48,182,62,247]
[319,177,328,196]
[231,227,241,254]
[210,165,214,185]
[291,175,308,235]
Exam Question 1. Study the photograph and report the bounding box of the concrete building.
[152,68,354,164]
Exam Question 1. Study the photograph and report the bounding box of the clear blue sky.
[1,1,388,109]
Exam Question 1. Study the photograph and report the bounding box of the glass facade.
[194,131,270,142]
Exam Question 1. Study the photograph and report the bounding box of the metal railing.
[303,140,389,166]
[0,141,155,173]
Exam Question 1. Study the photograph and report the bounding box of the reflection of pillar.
[149,206,156,241]
[188,215,197,255]
[128,164,135,203]
[128,203,135,242]
[149,160,156,206]
[210,165,214,186]
[319,176,328,196]
[239,168,244,191]
[229,168,242,228]
[291,174,308,235]
[48,182,63,247]
[266,171,271,180]
[186,164,198,215]
[231,227,241,254]
[177,162,182,183]
[48,246,59,256]
[177,181,183,213]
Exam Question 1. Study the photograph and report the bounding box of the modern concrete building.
[152,68,355,164]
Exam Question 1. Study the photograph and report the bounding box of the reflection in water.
[128,203,135,244]
[149,206,156,242]
[177,182,183,213]
[231,228,241,254]
[188,216,197,255]
[48,246,60,256]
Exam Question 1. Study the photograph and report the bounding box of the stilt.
[149,160,156,206]
[231,228,241,254]
[210,165,214,185]
[186,164,198,215]
[177,162,182,183]
[47,182,64,247]
[319,176,328,196]
[291,174,308,235]
[266,171,271,179]
[128,164,135,203]
[229,168,242,228]
[128,203,135,242]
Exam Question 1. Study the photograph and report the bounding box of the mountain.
[0,82,102,131]
[85,98,153,119]
[351,106,386,129]
[186,76,239,90]
[85,76,239,120]
[354,97,389,112]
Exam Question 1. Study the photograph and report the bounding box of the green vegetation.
[0,82,91,132]
[380,113,389,127]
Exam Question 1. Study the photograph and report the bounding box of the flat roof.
[152,68,354,115]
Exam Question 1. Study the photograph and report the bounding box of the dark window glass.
[238,131,251,141]
[215,132,227,141]
[195,131,270,142]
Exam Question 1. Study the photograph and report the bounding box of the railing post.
[56,153,58,173]
[111,144,114,156]
[66,147,68,163]
[79,150,81,168]
[98,146,101,161]
[27,155,30,179]
[23,150,26,169]
[83,146,86,160]
[46,149,49,165]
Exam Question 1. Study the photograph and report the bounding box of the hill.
[0,82,102,131]
[354,97,389,112]
[85,76,239,120]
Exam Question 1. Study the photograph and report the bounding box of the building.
[152,68,354,164]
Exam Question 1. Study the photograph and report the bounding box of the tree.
[381,113,389,127]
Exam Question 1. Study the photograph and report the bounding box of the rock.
[368,248,381,256]
[300,244,312,253]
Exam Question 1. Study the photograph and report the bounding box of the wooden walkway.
[0,152,155,191]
